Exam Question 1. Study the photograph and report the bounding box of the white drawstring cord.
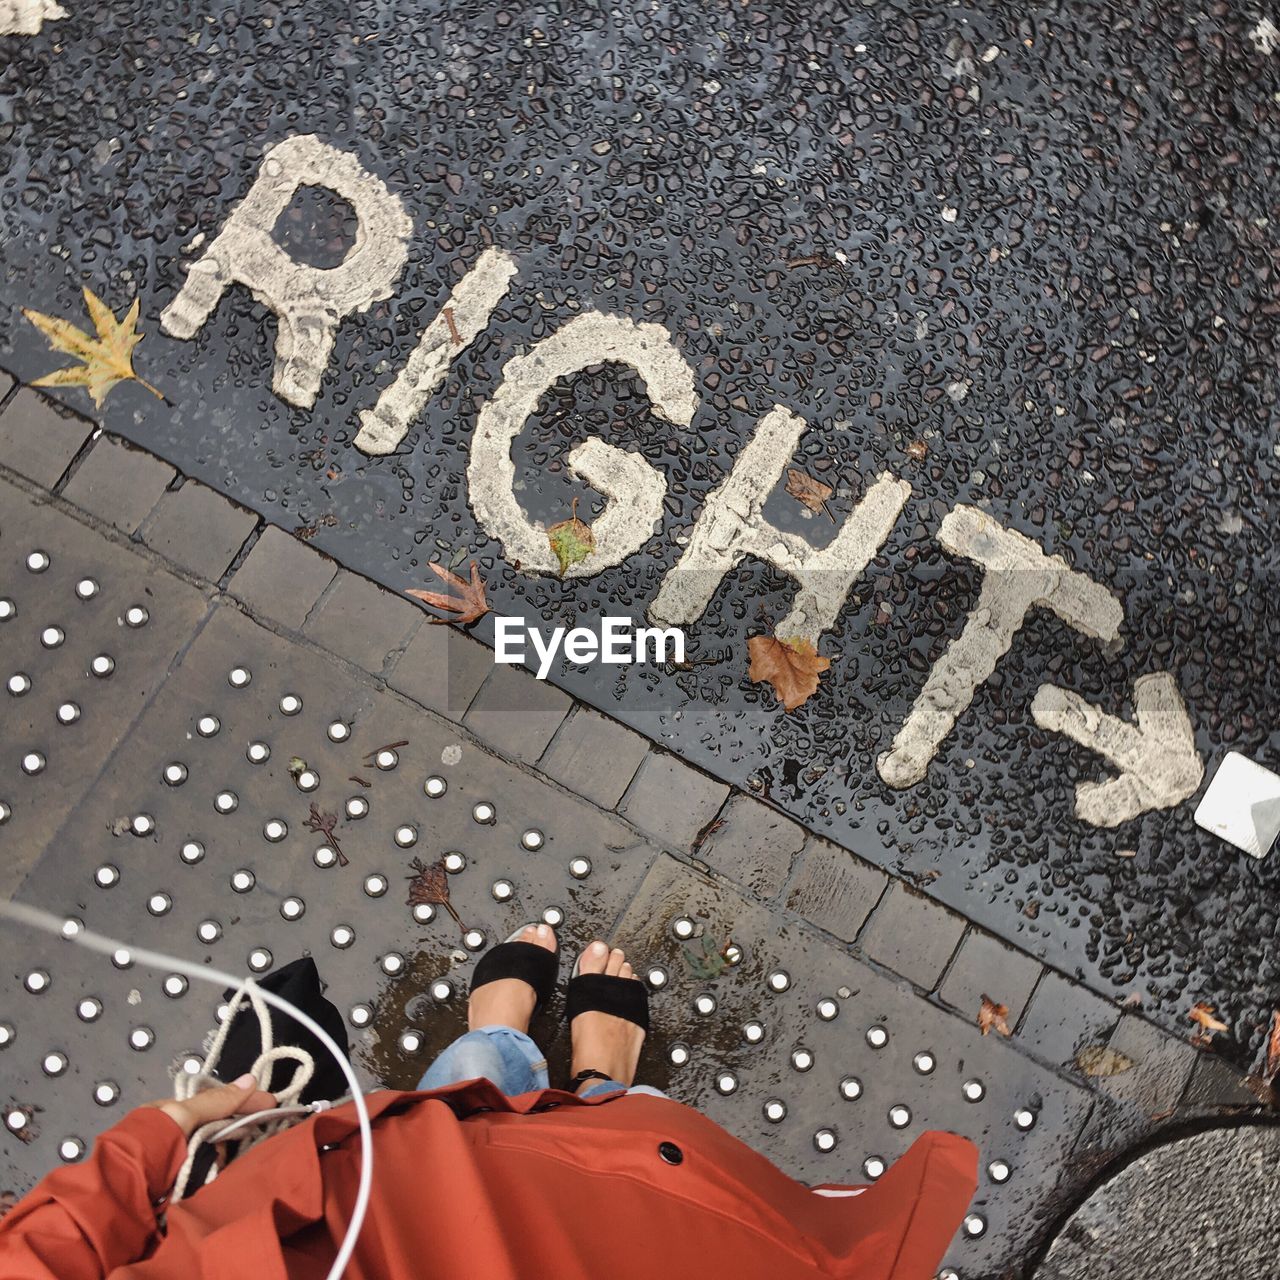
[170,977,319,1203]
[0,900,372,1280]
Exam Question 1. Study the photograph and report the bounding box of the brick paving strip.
[0,383,1265,1277]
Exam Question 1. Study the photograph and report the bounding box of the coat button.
[658,1141,683,1165]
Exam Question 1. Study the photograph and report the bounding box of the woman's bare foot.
[569,941,646,1093]
[468,924,557,1034]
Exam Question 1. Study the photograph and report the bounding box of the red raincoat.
[0,1080,977,1279]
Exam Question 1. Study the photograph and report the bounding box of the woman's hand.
[147,1074,278,1139]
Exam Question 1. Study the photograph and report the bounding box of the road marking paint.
[161,134,413,409]
[355,247,518,455]
[467,311,697,577]
[649,405,911,645]
[1031,673,1204,825]
[878,506,1123,789]
[0,0,65,35]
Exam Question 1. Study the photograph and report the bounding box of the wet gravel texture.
[1,3,1278,1059]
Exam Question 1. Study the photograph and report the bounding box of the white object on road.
[0,0,66,34]
[1193,750,1280,859]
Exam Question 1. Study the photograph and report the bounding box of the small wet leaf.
[978,994,1013,1037]
[288,757,307,778]
[23,287,164,408]
[407,560,490,626]
[1263,1010,1280,1086]
[547,497,595,576]
[1075,1045,1135,1077]
[784,469,834,522]
[748,634,831,712]
[1187,1001,1229,1048]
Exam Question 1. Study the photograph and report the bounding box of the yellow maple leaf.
[23,286,164,408]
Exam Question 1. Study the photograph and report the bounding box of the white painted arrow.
[1031,672,1203,827]
[0,0,67,35]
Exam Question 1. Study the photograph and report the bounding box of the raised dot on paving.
[381,952,405,975]
[742,1020,765,1044]
[715,1071,738,1095]
[865,1025,889,1049]
[816,997,838,1021]
[163,762,188,786]
[443,852,466,873]
[214,791,238,814]
[763,1099,786,1123]
[131,813,155,836]
[280,896,305,920]
[0,598,14,619]
[314,845,338,868]
[263,818,288,842]
[888,1104,911,1129]
[93,1081,119,1105]
[296,769,319,791]
[814,1128,837,1152]
[472,801,496,824]
[248,948,273,972]
[230,869,255,893]
[91,654,115,677]
[399,1030,423,1054]
[767,970,790,993]
[26,550,50,573]
[364,874,388,897]
[423,775,446,798]
[394,824,417,848]
[21,752,46,775]
[327,721,350,742]
[913,1050,936,1074]
[279,693,302,715]
[180,840,205,864]
[963,1214,986,1238]
[247,741,270,763]
[646,966,668,989]
[59,1137,84,1162]
[147,892,171,916]
[412,903,435,923]
[839,1076,862,1101]
[77,998,102,1022]
[541,906,564,927]
[862,1156,885,1180]
[693,993,716,1015]
[42,1051,67,1077]
[430,979,454,1001]
[24,969,49,993]
[111,948,132,969]
[75,578,98,600]
[988,1159,1011,1183]
[345,796,369,819]
[374,748,398,770]
[163,975,188,997]
[671,916,695,940]
[350,1004,373,1027]
[180,1057,202,1075]
[6,1108,28,1133]
[56,701,81,725]
[491,878,513,901]
[94,864,119,888]
[124,606,149,628]
[668,1042,690,1066]
[7,673,31,696]
[41,625,65,648]
[197,714,220,736]
[1014,1107,1037,1131]
[464,929,486,950]
[228,666,251,688]
[962,1078,985,1102]
[790,1047,814,1072]
[128,1026,155,1051]
[197,920,222,943]
[521,828,544,850]
[568,856,591,879]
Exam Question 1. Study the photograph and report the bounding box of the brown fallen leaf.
[905,439,928,462]
[747,634,831,712]
[1262,1010,1280,1086]
[978,994,1013,1037]
[407,560,490,626]
[546,497,595,576]
[784,469,835,523]
[23,287,164,407]
[405,855,465,933]
[1075,1045,1136,1077]
[1188,1001,1229,1047]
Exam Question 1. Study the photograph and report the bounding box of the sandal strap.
[471,940,558,1010]
[564,972,650,1034]
[569,1068,616,1090]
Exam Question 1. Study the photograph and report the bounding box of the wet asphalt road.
[0,1,1277,1062]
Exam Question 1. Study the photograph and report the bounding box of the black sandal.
[470,926,559,1013]
[564,955,650,1036]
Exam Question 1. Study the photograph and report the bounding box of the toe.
[606,947,626,976]
[620,961,634,979]
[533,923,557,953]
[579,940,609,974]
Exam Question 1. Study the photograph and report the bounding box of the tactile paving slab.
[610,855,1095,1278]
[0,478,211,894]
[0,605,661,1187]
